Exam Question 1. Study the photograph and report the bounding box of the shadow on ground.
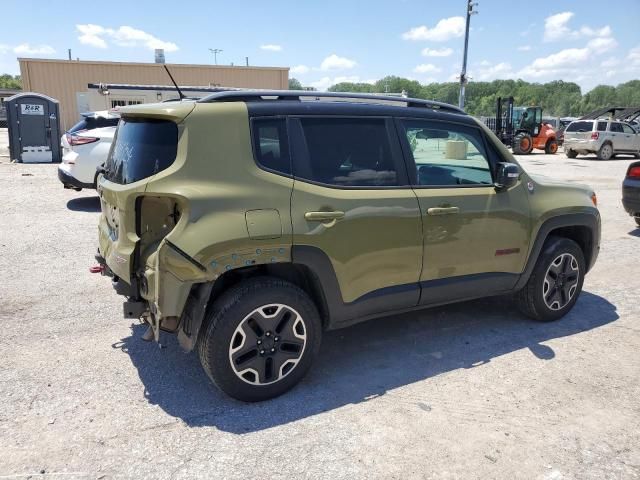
[112,291,617,434]
[67,196,100,212]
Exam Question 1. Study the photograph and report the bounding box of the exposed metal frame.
[198,90,465,114]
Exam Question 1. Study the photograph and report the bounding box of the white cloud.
[308,75,367,91]
[413,63,442,74]
[320,54,356,71]
[587,36,617,54]
[77,24,108,48]
[0,44,10,54]
[518,45,532,52]
[290,64,310,75]
[543,12,611,42]
[260,44,282,52]
[402,17,465,42]
[76,24,178,52]
[528,48,590,72]
[628,46,640,66]
[474,62,514,81]
[601,57,620,68]
[421,47,453,57]
[13,44,55,55]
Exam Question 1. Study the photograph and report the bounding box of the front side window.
[400,120,493,187]
[295,118,398,187]
[104,118,178,185]
[622,123,636,134]
[252,118,291,175]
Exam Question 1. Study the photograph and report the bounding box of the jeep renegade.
[95,91,600,402]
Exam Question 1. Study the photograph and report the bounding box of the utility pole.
[458,0,478,110]
[209,48,223,65]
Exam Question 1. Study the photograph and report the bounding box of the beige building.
[19,58,289,130]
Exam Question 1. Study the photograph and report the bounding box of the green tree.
[0,74,21,90]
[288,78,302,90]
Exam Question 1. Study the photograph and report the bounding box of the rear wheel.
[198,277,322,402]
[513,132,533,155]
[545,139,558,154]
[597,143,614,160]
[566,149,578,159]
[635,216,640,227]
[515,236,585,322]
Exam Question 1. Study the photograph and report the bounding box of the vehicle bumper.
[622,177,640,216]
[564,139,598,152]
[58,164,94,189]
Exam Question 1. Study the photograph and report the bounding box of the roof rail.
[198,90,465,114]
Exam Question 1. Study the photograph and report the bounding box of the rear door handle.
[305,211,345,222]
[427,207,460,216]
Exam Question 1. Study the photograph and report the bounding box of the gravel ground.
[0,147,639,479]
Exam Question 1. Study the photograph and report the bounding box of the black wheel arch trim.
[514,210,600,291]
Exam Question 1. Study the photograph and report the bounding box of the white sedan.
[57,111,119,190]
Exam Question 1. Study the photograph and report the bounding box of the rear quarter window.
[566,121,593,133]
[104,118,178,185]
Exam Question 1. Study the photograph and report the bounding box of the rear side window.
[252,118,291,175]
[104,118,178,185]
[597,121,608,132]
[295,118,398,187]
[610,123,624,133]
[566,121,593,132]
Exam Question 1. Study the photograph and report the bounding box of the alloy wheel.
[542,253,580,310]
[228,304,307,385]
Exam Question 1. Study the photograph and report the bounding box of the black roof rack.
[579,107,628,120]
[198,90,465,114]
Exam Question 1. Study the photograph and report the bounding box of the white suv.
[564,119,640,160]
[57,111,119,190]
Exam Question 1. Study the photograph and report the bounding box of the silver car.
[564,119,640,160]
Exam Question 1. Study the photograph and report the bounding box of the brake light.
[66,133,99,146]
[627,166,640,178]
[591,192,598,207]
[591,132,599,140]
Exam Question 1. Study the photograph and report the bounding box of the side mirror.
[495,162,521,191]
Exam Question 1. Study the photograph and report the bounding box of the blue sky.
[1,0,639,92]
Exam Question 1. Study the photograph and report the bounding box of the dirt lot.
[1,147,639,479]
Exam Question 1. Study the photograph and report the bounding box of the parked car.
[93,91,600,402]
[557,117,577,146]
[57,111,119,190]
[564,119,640,160]
[622,161,640,227]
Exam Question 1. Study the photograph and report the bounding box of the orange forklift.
[494,96,558,155]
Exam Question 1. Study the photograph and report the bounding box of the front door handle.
[305,211,345,222]
[427,206,460,216]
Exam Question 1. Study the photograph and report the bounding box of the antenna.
[163,65,185,100]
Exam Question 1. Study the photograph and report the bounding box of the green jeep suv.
[95,91,600,401]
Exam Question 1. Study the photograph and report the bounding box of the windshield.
[104,118,178,185]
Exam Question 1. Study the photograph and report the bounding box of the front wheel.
[635,216,640,227]
[515,236,585,322]
[513,132,533,155]
[545,139,558,154]
[198,277,322,402]
[566,149,578,159]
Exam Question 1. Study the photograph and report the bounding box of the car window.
[597,121,608,132]
[400,120,493,187]
[68,116,119,133]
[609,123,624,133]
[622,123,636,134]
[566,121,593,132]
[252,118,291,175]
[295,118,398,187]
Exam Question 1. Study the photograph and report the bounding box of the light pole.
[458,0,478,110]
[209,48,223,65]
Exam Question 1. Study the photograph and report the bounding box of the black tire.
[566,149,578,159]
[635,216,640,227]
[597,142,614,160]
[513,132,533,155]
[198,277,322,402]
[515,236,585,322]
[545,139,558,154]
